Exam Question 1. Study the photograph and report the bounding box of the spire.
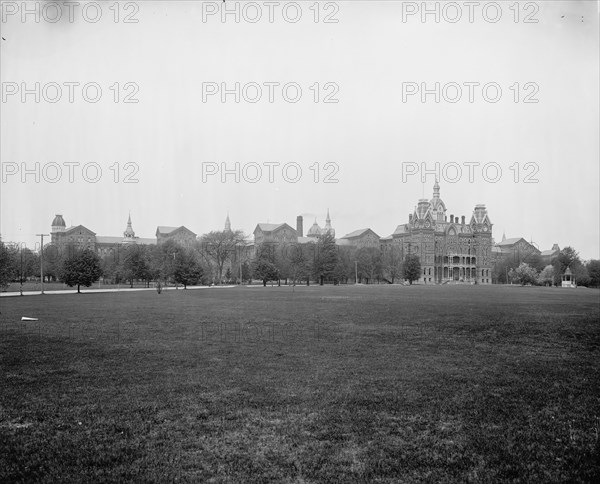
[123,212,135,239]
[502,230,506,242]
[433,181,440,199]
[224,213,231,232]
[324,209,335,237]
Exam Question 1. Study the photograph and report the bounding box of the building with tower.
[306,210,336,239]
[253,211,336,246]
[389,182,494,284]
[250,192,494,284]
[50,213,158,257]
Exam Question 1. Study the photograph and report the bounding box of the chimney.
[296,216,303,237]
[450,215,454,223]
[461,215,465,225]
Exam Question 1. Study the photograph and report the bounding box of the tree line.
[0,231,424,292]
[4,234,595,292]
[250,233,422,286]
[498,246,600,287]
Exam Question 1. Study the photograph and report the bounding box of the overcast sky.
[1,0,599,259]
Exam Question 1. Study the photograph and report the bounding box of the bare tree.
[199,230,246,284]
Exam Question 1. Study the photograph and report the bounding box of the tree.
[253,259,279,286]
[100,252,119,284]
[0,242,18,289]
[552,246,585,286]
[356,247,382,284]
[402,254,421,285]
[200,230,246,284]
[537,265,555,286]
[382,244,403,283]
[573,265,591,287]
[43,243,65,282]
[173,249,204,288]
[59,248,103,293]
[19,247,39,281]
[522,252,545,272]
[493,255,519,284]
[313,232,338,285]
[147,239,185,286]
[509,262,538,286]
[274,243,292,285]
[146,244,167,285]
[332,246,354,284]
[241,261,252,284]
[286,243,310,286]
[552,246,578,284]
[120,245,150,288]
[587,260,600,288]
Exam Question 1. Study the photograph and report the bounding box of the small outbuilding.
[561,267,576,288]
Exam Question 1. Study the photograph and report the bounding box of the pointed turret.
[225,213,231,232]
[429,182,446,221]
[307,219,322,238]
[123,212,136,242]
[324,209,335,237]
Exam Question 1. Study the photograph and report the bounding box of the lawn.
[1,285,599,483]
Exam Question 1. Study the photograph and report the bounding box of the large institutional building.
[46,183,558,284]
[388,182,494,284]
[252,183,494,284]
[49,214,196,257]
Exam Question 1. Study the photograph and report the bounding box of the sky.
[1,0,599,259]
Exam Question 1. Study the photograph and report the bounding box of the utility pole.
[355,260,358,284]
[238,244,243,285]
[20,243,24,296]
[172,252,178,289]
[36,234,50,294]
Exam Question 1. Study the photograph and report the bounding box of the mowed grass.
[1,285,599,483]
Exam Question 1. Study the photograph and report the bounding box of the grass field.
[1,285,599,483]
